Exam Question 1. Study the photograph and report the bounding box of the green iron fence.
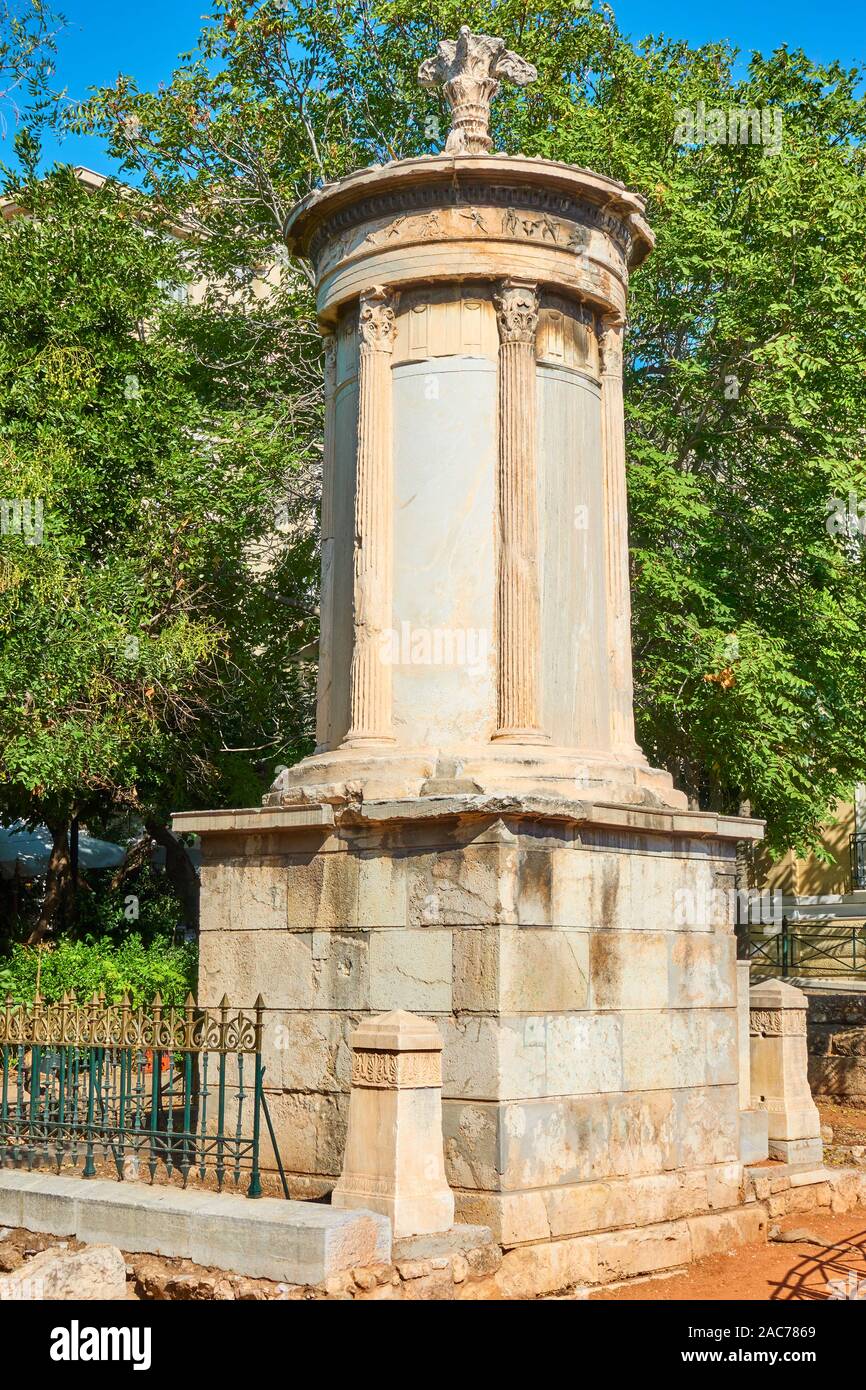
[0,991,288,1198]
[747,918,866,980]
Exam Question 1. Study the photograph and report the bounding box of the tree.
[0,156,316,940]
[0,1,63,132]
[64,1,866,859]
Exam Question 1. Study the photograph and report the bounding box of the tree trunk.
[146,819,200,937]
[27,821,71,945]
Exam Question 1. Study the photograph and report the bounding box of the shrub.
[0,934,197,1007]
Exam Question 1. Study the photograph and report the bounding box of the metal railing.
[747,918,866,979]
[0,991,288,1198]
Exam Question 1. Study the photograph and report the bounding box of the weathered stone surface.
[596,1220,691,1282]
[0,1244,24,1273]
[770,1137,823,1166]
[261,1090,349,1178]
[393,1224,492,1261]
[543,1170,714,1242]
[289,850,359,929]
[459,1162,747,1244]
[441,1012,621,1100]
[669,932,736,1008]
[737,960,752,1108]
[0,1172,392,1285]
[445,1088,729,1191]
[589,930,669,1010]
[357,852,408,926]
[333,1012,454,1237]
[552,846,724,933]
[809,1056,866,1099]
[199,861,288,938]
[405,846,518,927]
[200,929,369,1012]
[495,1234,598,1297]
[453,927,589,1013]
[738,1108,770,1164]
[687,1206,766,1260]
[0,1244,128,1301]
[261,1010,361,1094]
[620,1010,735,1091]
[369,929,453,1012]
[674,1085,739,1167]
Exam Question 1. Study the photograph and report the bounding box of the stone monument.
[332,1010,454,1237]
[175,27,765,1287]
[750,979,822,1166]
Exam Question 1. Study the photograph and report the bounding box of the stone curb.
[0,1171,390,1284]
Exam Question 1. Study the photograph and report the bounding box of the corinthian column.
[600,314,639,755]
[493,279,547,743]
[343,286,397,747]
[315,329,337,752]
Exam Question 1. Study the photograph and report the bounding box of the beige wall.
[759,799,856,895]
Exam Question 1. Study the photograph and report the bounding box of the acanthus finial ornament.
[418,25,537,155]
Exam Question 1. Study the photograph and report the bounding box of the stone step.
[0,1170,390,1284]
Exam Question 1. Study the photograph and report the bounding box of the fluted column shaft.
[315,330,337,752]
[493,279,547,742]
[344,286,397,745]
[600,315,639,754]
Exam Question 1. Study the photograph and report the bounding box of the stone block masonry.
[181,794,763,1246]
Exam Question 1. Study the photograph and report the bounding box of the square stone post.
[332,1010,455,1238]
[750,978,822,1165]
[737,959,768,1162]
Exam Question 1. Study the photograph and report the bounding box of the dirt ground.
[592,1207,866,1301]
[819,1101,866,1143]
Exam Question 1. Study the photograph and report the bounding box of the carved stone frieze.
[351,1048,443,1089]
[750,1009,806,1037]
[309,183,633,268]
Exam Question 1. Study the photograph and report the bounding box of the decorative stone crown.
[419,25,537,155]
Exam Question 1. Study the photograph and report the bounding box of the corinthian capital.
[494,279,539,346]
[359,285,398,352]
[418,26,537,155]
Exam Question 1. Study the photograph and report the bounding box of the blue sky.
[7,0,866,175]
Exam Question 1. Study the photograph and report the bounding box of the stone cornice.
[284,154,654,271]
[173,794,764,842]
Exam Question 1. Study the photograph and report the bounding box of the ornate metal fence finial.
[418,25,537,155]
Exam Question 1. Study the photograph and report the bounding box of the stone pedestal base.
[767,1136,824,1166]
[265,743,687,811]
[750,979,822,1169]
[739,1109,769,1164]
[176,793,763,1248]
[332,1011,454,1238]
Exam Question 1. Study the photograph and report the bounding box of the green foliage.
[58,0,866,858]
[0,154,316,844]
[0,933,196,1005]
[0,1,63,117]
[72,868,186,948]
